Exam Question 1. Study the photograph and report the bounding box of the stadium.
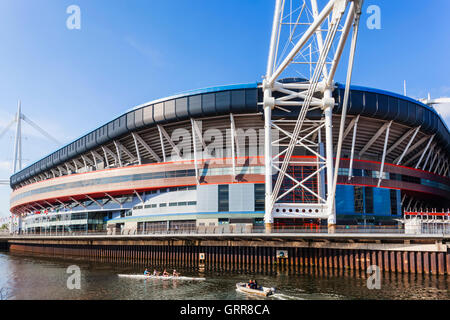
[8,78,450,234]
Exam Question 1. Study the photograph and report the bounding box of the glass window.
[390,190,398,215]
[218,185,229,212]
[354,186,364,213]
[254,184,265,211]
[364,187,374,214]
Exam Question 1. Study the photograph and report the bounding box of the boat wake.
[270,293,304,300]
[118,274,206,281]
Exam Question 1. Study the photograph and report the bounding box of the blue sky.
[0,0,449,220]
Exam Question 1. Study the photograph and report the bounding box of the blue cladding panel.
[336,185,355,215]
[52,152,60,166]
[405,102,417,126]
[59,147,68,163]
[142,105,154,126]
[245,89,258,111]
[175,97,189,119]
[134,108,144,128]
[373,188,391,216]
[416,105,424,128]
[422,109,431,132]
[96,125,109,145]
[40,159,46,171]
[231,90,246,112]
[386,96,399,121]
[164,100,176,121]
[349,90,363,115]
[376,94,389,119]
[202,93,215,116]
[107,115,128,139]
[126,111,136,130]
[153,103,165,123]
[76,136,86,154]
[188,95,202,117]
[397,99,408,123]
[67,142,77,158]
[216,91,231,114]
[86,132,96,149]
[364,92,377,117]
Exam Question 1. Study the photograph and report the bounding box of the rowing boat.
[236,283,275,297]
[118,274,206,281]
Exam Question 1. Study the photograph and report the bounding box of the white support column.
[428,150,439,172]
[324,88,335,226]
[85,195,103,209]
[157,125,167,162]
[348,114,360,180]
[433,156,443,174]
[422,143,435,170]
[377,121,393,187]
[158,124,182,159]
[190,119,200,185]
[91,151,98,169]
[438,159,446,176]
[69,197,87,210]
[386,127,415,156]
[102,146,111,168]
[359,122,390,157]
[262,0,283,230]
[134,190,144,205]
[395,126,420,165]
[113,141,123,167]
[105,193,122,207]
[132,133,142,165]
[230,114,237,181]
[132,132,161,162]
[13,100,22,173]
[415,135,434,169]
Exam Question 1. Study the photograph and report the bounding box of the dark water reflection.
[0,252,448,300]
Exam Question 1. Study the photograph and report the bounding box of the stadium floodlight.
[263,0,363,231]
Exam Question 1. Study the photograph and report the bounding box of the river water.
[0,251,448,300]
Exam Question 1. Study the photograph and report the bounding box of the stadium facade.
[9,79,450,234]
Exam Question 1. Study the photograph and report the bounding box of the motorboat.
[236,282,275,297]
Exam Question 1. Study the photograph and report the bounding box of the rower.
[162,269,169,277]
[152,269,159,276]
[144,268,149,276]
[172,269,180,277]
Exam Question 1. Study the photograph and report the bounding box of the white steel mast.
[263,0,363,231]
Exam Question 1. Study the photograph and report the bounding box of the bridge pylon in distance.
[263,0,363,231]
[0,100,61,184]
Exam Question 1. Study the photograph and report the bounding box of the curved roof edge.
[10,81,450,188]
[335,82,450,133]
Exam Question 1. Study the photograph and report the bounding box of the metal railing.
[6,225,450,237]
